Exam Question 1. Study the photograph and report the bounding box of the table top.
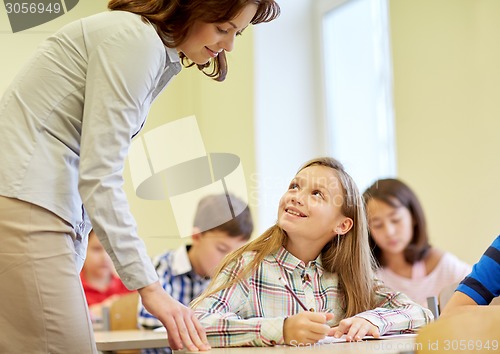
[93,308,500,353]
[197,338,416,353]
[416,306,500,354]
[94,330,169,351]
[94,330,417,353]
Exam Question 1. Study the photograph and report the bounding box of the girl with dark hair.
[0,1,279,353]
[363,178,471,307]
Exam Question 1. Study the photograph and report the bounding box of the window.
[317,0,396,191]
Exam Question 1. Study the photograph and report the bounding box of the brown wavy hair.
[363,178,431,266]
[192,157,379,318]
[108,0,280,81]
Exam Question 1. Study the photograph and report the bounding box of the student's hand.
[283,312,334,345]
[328,317,380,342]
[138,282,210,351]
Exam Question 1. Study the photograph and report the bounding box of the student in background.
[363,178,471,307]
[441,235,500,316]
[192,157,432,347]
[0,0,279,352]
[138,194,253,354]
[81,230,134,323]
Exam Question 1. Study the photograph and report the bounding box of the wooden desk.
[200,338,416,353]
[94,330,417,354]
[416,306,500,354]
[94,330,169,352]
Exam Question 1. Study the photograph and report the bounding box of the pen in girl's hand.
[278,276,309,311]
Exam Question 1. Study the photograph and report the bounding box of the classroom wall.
[0,2,108,92]
[390,0,500,264]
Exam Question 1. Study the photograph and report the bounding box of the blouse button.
[309,308,315,312]
[270,340,277,346]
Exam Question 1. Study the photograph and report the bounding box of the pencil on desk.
[278,276,309,311]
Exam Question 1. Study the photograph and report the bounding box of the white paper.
[319,333,417,344]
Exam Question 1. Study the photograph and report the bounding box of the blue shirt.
[456,236,500,305]
[0,11,181,287]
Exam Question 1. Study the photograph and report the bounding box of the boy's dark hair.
[363,178,431,266]
[193,193,253,240]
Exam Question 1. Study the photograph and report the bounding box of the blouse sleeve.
[78,20,167,290]
[354,281,434,334]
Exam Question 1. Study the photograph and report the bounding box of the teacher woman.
[0,1,279,353]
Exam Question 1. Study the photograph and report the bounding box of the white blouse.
[0,11,181,288]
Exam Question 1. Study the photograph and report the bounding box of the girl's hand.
[283,312,334,345]
[328,317,380,342]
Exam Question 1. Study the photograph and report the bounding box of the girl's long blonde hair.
[192,157,379,317]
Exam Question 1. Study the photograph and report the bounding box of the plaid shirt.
[138,245,210,354]
[193,246,433,347]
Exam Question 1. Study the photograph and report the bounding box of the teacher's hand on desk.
[138,282,211,352]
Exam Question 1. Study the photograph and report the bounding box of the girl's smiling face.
[277,165,350,249]
[177,4,257,65]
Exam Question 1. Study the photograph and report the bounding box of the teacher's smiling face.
[177,3,257,65]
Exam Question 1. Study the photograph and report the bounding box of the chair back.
[109,292,140,331]
[437,282,458,310]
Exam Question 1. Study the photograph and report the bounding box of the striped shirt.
[457,235,500,305]
[138,245,210,354]
[193,246,433,347]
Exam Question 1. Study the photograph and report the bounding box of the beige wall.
[390,0,500,264]
[0,2,108,91]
